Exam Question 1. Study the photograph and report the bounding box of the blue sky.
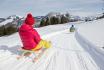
[0,0,103,17]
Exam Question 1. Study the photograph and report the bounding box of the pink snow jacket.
[19,13,41,50]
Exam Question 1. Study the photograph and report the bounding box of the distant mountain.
[34,16,45,22]
[0,15,23,36]
[0,18,6,23]
[0,18,13,26]
[70,15,81,22]
[82,13,104,22]
[7,15,23,19]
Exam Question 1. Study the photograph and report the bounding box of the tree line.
[40,13,70,27]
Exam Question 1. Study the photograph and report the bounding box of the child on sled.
[18,13,51,62]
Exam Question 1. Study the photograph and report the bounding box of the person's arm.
[33,29,41,44]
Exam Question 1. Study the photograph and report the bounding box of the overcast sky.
[0,0,103,17]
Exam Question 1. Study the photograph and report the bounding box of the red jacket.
[19,13,41,50]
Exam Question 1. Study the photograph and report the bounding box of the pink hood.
[19,23,41,50]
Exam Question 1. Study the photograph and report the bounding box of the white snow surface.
[0,19,104,70]
[77,19,104,47]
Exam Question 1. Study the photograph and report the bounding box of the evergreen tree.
[65,13,70,22]
[40,19,46,27]
[0,25,5,36]
[45,17,50,25]
[61,15,68,24]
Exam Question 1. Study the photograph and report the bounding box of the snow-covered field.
[0,19,104,70]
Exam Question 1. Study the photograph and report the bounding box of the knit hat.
[25,13,35,25]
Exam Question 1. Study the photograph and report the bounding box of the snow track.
[75,31,104,70]
[0,30,104,70]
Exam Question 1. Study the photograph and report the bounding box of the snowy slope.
[0,18,13,26]
[77,19,104,48]
[0,19,104,70]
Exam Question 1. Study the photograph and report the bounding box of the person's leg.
[39,40,51,48]
[31,39,51,51]
[32,40,51,62]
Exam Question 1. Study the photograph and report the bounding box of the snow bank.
[77,19,104,48]
[75,29,104,70]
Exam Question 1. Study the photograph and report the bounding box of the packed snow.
[77,19,104,48]
[0,19,104,70]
